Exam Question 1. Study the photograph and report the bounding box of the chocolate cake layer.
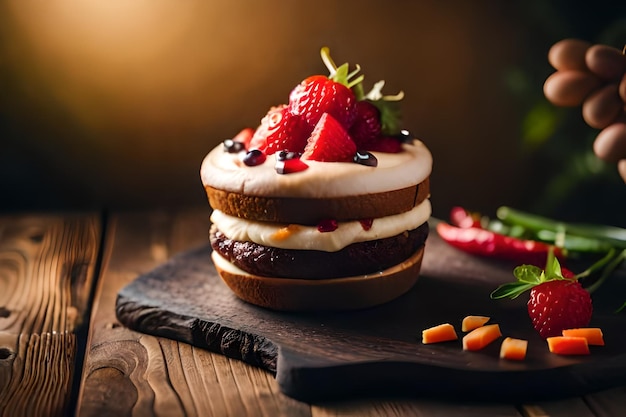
[205,178,430,225]
[210,222,429,279]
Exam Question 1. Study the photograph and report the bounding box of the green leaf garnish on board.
[491,249,567,300]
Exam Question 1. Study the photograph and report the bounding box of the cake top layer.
[200,138,432,198]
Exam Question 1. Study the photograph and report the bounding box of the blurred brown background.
[1,0,625,225]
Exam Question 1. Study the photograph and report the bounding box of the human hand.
[543,39,626,182]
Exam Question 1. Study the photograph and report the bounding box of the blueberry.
[223,139,245,153]
[353,150,378,167]
[394,129,413,143]
[242,149,266,166]
[276,150,302,161]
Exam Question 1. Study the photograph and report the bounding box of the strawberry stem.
[365,80,404,102]
[320,47,364,88]
[318,46,404,135]
[320,46,338,76]
[581,248,626,294]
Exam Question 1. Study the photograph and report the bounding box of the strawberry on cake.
[200,47,433,311]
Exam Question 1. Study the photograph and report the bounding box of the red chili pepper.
[436,222,565,266]
[449,206,482,229]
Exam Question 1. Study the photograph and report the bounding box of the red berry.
[249,105,311,155]
[527,280,592,338]
[249,105,283,149]
[349,100,382,147]
[275,157,309,174]
[365,137,403,153]
[348,101,404,153]
[317,219,338,233]
[359,219,374,231]
[288,75,356,130]
[302,113,357,162]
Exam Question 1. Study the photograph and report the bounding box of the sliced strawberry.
[232,127,255,149]
[288,75,356,130]
[249,105,285,150]
[302,113,357,162]
[275,150,309,174]
[275,158,309,174]
[249,105,311,155]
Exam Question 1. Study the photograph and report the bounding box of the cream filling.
[201,139,432,198]
[211,199,431,252]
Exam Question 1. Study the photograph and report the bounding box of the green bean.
[497,206,626,249]
[536,230,614,253]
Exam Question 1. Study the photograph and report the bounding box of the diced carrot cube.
[547,336,590,355]
[499,337,528,361]
[461,315,490,332]
[562,328,604,346]
[462,324,502,351]
[422,323,458,344]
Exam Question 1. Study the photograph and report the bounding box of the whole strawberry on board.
[491,251,592,338]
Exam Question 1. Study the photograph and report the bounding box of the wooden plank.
[76,208,311,417]
[521,399,596,417]
[114,227,626,404]
[584,387,626,417]
[77,208,528,416]
[312,400,522,417]
[0,213,101,417]
[84,207,626,416]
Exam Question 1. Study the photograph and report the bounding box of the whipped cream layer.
[201,139,432,198]
[211,199,431,252]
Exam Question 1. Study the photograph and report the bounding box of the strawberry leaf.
[490,282,536,300]
[513,264,543,284]
[491,266,541,300]
[491,247,577,301]
[375,99,403,136]
[364,80,404,136]
[545,251,566,280]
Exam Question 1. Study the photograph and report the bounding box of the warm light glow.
[1,0,528,210]
[7,1,217,132]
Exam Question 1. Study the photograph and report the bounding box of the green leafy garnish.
[490,250,568,299]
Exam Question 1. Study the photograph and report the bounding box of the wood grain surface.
[76,208,310,417]
[115,222,626,405]
[0,214,101,417]
[75,209,528,417]
[2,209,624,416]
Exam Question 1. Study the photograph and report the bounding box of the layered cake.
[200,48,433,311]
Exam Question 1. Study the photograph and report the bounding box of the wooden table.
[1,207,625,417]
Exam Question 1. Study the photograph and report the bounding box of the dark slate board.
[115,229,626,403]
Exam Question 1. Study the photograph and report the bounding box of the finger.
[594,122,626,163]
